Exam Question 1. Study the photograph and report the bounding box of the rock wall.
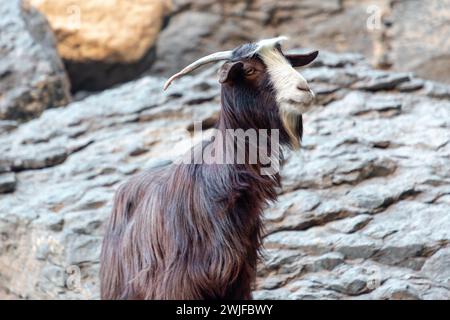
[152,0,450,84]
[0,51,449,299]
[23,0,450,92]
[0,0,71,121]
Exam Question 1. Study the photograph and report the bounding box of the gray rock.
[353,72,411,91]
[425,82,450,100]
[12,146,68,171]
[0,173,16,194]
[0,120,18,134]
[0,0,71,121]
[65,234,102,265]
[420,248,450,285]
[344,179,416,212]
[328,215,373,234]
[354,95,402,117]
[0,51,449,299]
[150,0,450,86]
[363,279,421,300]
[398,79,424,92]
[309,51,366,68]
[389,0,450,84]
[301,252,345,274]
[302,67,359,87]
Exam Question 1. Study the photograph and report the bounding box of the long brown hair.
[100,40,317,299]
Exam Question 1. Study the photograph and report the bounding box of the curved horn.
[163,50,233,90]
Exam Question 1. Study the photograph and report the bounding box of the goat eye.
[245,68,255,76]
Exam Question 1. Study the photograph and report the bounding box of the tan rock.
[28,0,172,63]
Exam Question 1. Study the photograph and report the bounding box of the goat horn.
[163,51,233,90]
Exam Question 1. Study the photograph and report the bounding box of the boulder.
[0,0,71,121]
[29,0,173,91]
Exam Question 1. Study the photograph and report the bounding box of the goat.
[100,36,318,299]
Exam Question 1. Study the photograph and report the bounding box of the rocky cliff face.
[22,0,450,92]
[152,0,450,84]
[1,51,449,299]
[0,0,71,121]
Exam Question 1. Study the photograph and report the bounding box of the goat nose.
[297,84,310,92]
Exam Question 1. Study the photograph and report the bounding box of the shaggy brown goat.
[100,37,318,299]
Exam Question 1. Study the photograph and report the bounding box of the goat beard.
[280,109,303,150]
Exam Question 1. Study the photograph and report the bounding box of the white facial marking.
[253,38,315,149]
[258,46,315,115]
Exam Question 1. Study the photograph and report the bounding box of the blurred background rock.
[150,0,450,85]
[0,0,449,299]
[10,0,450,95]
[0,0,70,121]
[28,0,173,92]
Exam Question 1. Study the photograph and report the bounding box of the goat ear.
[285,51,319,67]
[219,61,243,84]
